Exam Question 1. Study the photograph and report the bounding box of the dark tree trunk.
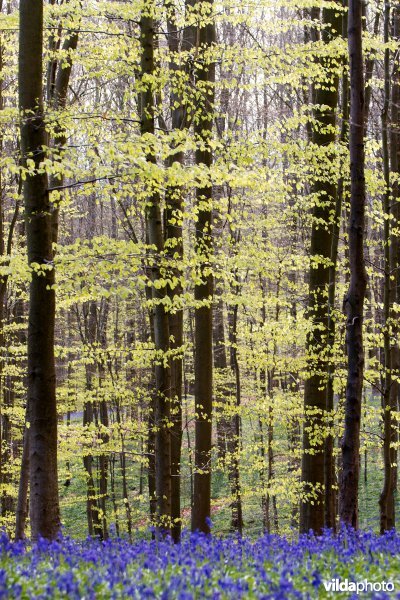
[191,0,216,534]
[379,0,398,533]
[113,392,132,540]
[109,455,120,537]
[81,301,102,538]
[163,1,192,542]
[140,10,172,531]
[19,0,60,540]
[47,24,79,245]
[147,382,157,522]
[166,202,183,539]
[364,3,381,123]
[339,0,367,529]
[300,4,340,534]
[140,300,157,522]
[0,18,5,517]
[15,429,29,540]
[213,298,230,461]
[227,301,243,534]
[97,300,109,540]
[83,399,102,538]
[390,4,400,497]
[325,7,349,530]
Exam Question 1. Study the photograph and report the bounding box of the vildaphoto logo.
[323,579,395,594]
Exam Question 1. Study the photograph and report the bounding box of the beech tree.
[339,0,367,529]
[300,3,341,534]
[19,0,60,540]
[139,4,172,531]
[379,0,399,533]
[191,0,216,535]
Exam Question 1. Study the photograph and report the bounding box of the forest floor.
[0,528,399,598]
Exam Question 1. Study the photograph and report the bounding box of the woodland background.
[0,0,398,542]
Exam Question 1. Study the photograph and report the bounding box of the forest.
[1,0,400,597]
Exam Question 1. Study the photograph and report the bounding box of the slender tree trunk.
[140,8,172,531]
[138,291,157,522]
[285,376,301,527]
[213,298,230,461]
[0,14,5,516]
[81,301,102,538]
[379,0,397,533]
[191,0,215,534]
[97,301,109,540]
[113,396,133,540]
[325,9,349,529]
[339,0,367,529]
[83,399,102,538]
[390,4,400,496]
[364,2,381,123]
[47,24,79,245]
[163,1,192,542]
[109,455,120,537]
[19,0,60,540]
[147,374,157,522]
[227,301,243,534]
[15,429,29,540]
[257,379,268,532]
[214,277,243,532]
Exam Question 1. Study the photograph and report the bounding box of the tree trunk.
[19,0,60,540]
[213,299,230,461]
[140,9,172,531]
[379,0,397,533]
[339,0,367,529]
[164,1,192,542]
[191,0,215,534]
[47,23,79,245]
[325,7,349,529]
[390,3,400,498]
[300,5,341,533]
[227,302,243,534]
[97,300,109,540]
[364,3,381,123]
[15,429,29,540]
[81,301,102,538]
[109,455,120,537]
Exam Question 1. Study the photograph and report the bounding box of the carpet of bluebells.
[0,527,399,599]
